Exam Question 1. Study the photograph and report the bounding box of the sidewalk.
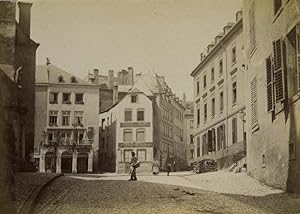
[70,170,283,197]
[15,172,62,213]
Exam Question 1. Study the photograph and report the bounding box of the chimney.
[93,68,99,85]
[182,93,186,108]
[46,57,51,65]
[236,10,243,22]
[18,2,32,36]
[112,85,118,104]
[108,70,114,89]
[128,67,134,85]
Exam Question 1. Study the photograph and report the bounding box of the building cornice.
[191,19,243,77]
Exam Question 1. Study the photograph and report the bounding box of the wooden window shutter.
[266,56,274,112]
[251,78,258,128]
[296,24,300,91]
[272,39,285,102]
[212,128,216,151]
[208,130,212,152]
[222,124,226,149]
[202,135,205,156]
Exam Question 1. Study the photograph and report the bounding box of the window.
[190,149,194,159]
[137,110,144,121]
[249,2,256,50]
[190,120,194,128]
[190,134,193,144]
[62,111,70,126]
[204,103,207,122]
[123,129,133,142]
[49,92,58,104]
[232,46,236,64]
[232,82,237,105]
[232,117,237,144]
[273,39,285,102]
[220,91,224,112]
[203,74,207,88]
[62,93,71,104]
[71,76,77,83]
[58,75,64,83]
[274,0,282,15]
[211,98,215,118]
[219,59,223,74]
[197,109,200,126]
[251,78,258,129]
[124,110,132,121]
[124,150,133,162]
[202,133,207,155]
[48,132,54,142]
[74,111,83,126]
[78,130,84,143]
[196,81,200,94]
[136,129,145,142]
[49,111,58,126]
[75,93,84,104]
[131,95,137,103]
[211,67,215,82]
[197,137,200,157]
[137,150,146,161]
[101,119,105,128]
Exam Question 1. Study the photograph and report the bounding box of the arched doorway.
[77,152,88,173]
[45,152,56,172]
[61,151,72,173]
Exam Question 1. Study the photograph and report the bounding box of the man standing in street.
[128,152,139,181]
[167,162,171,176]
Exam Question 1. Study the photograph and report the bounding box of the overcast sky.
[30,0,241,100]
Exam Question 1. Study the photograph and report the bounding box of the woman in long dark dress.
[129,152,138,181]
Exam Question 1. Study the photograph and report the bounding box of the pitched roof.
[36,64,93,86]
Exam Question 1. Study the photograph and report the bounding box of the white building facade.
[34,64,99,173]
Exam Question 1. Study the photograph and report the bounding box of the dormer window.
[58,75,64,83]
[71,76,77,83]
[131,95,137,103]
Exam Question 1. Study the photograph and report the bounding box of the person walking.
[152,158,159,176]
[166,162,171,176]
[128,152,139,181]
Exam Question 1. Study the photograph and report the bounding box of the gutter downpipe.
[219,40,229,169]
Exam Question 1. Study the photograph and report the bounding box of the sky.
[29,0,242,100]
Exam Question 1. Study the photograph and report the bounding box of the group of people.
[128,152,173,181]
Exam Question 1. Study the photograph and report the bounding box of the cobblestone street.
[33,176,300,214]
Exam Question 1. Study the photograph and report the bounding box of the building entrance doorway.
[77,153,88,173]
[61,151,72,173]
[45,152,56,172]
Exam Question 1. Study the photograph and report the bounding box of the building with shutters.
[191,11,247,170]
[243,0,300,192]
[34,62,99,173]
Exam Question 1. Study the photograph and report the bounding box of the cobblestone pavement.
[15,172,59,212]
[33,176,300,214]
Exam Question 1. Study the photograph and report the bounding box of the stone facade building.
[191,11,247,169]
[184,101,195,168]
[34,63,99,173]
[99,88,154,173]
[243,0,300,192]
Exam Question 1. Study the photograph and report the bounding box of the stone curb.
[18,173,64,214]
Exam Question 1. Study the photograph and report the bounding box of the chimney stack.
[128,67,134,85]
[108,70,114,89]
[93,68,99,85]
[46,58,51,65]
[236,10,243,22]
[18,2,32,36]
[112,85,118,104]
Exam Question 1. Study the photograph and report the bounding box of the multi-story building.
[184,100,195,169]
[0,1,39,167]
[133,72,186,170]
[191,11,247,169]
[243,0,300,193]
[99,88,154,173]
[34,62,99,173]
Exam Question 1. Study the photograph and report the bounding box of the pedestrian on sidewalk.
[152,158,159,176]
[128,152,139,181]
[166,162,171,176]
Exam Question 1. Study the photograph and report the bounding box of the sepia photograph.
[0,0,300,213]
